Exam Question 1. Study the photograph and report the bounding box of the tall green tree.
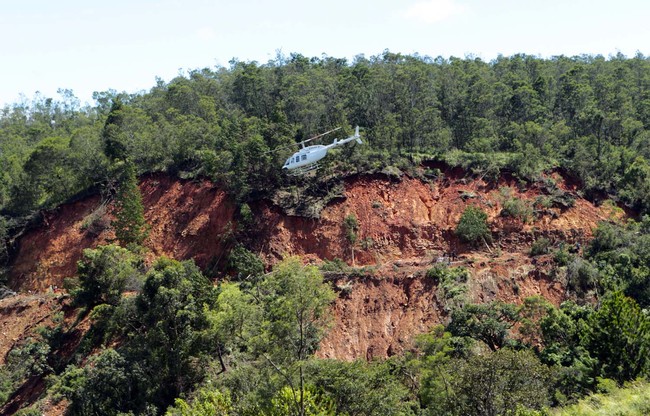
[112,161,148,247]
[74,244,143,307]
[447,302,518,351]
[102,98,127,162]
[213,257,336,416]
[585,291,650,383]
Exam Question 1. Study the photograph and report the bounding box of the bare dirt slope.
[9,173,235,291]
[5,169,624,361]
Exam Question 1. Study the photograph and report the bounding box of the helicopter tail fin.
[354,126,362,144]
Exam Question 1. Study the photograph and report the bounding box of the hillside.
[2,51,650,415]
[5,166,622,361]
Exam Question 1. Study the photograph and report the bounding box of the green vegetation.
[2,52,650,225]
[455,205,491,244]
[2,233,650,414]
[112,161,149,248]
[3,52,650,414]
[530,237,552,256]
[554,380,650,416]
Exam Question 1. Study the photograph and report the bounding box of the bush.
[227,245,265,282]
[426,265,469,300]
[455,205,491,244]
[554,245,571,266]
[567,258,599,295]
[320,258,349,273]
[502,197,534,223]
[74,244,144,307]
[530,237,551,256]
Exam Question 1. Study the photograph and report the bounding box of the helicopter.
[282,126,362,174]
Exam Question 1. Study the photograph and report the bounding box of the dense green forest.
[2,51,650,414]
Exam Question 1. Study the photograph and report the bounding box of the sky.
[1,0,649,107]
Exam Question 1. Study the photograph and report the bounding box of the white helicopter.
[282,126,362,174]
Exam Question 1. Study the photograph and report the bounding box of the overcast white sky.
[1,0,649,107]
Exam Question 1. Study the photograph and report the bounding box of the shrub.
[320,258,349,273]
[502,197,534,223]
[74,244,144,307]
[554,245,571,266]
[427,265,469,304]
[227,245,265,282]
[530,237,551,256]
[455,205,491,244]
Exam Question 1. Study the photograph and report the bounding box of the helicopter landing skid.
[288,163,319,176]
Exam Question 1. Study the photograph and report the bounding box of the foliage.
[417,338,552,416]
[585,218,650,306]
[59,349,135,416]
[452,349,552,416]
[227,244,265,282]
[584,292,650,383]
[268,385,335,416]
[554,380,650,416]
[165,386,232,416]
[132,257,216,409]
[207,257,336,415]
[455,205,491,244]
[426,265,469,307]
[447,301,519,351]
[319,258,349,273]
[538,301,598,402]
[0,338,51,407]
[1,53,650,230]
[530,237,552,256]
[566,257,599,296]
[343,213,359,265]
[112,161,149,247]
[74,244,143,307]
[501,193,534,223]
[305,359,416,416]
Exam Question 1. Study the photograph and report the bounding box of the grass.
[553,380,650,416]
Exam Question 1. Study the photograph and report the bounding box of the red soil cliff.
[6,169,624,360]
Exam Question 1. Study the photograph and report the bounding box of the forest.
[1,51,650,415]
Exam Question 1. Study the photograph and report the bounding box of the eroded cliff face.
[8,173,236,291]
[5,169,624,360]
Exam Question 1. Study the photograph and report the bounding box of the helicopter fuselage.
[283,127,362,171]
[283,145,328,170]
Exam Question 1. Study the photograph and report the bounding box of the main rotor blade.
[263,126,343,153]
[303,126,342,144]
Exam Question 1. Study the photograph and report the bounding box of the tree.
[63,349,135,416]
[133,257,216,408]
[453,349,552,416]
[586,291,650,383]
[112,161,148,247]
[447,302,518,351]
[74,244,143,307]
[256,257,336,416]
[343,214,359,265]
[214,257,336,416]
[227,244,265,284]
[455,205,491,245]
[102,98,127,162]
[305,359,415,416]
